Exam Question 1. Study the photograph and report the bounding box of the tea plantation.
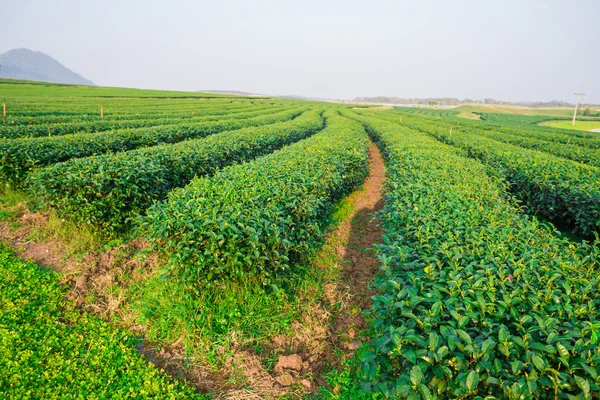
[1,80,599,398]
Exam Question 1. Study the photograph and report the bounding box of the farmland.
[540,120,600,132]
[1,80,599,399]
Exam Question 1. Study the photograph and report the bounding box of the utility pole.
[572,91,585,126]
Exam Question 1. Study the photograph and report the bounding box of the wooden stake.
[100,104,104,119]
[3,99,6,123]
[449,125,453,138]
[192,109,195,116]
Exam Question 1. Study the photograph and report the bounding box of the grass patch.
[0,245,203,398]
[456,111,480,120]
[0,187,130,260]
[313,345,378,399]
[539,119,600,132]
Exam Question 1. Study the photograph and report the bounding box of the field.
[540,120,600,132]
[1,79,599,399]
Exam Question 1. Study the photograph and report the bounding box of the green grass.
[457,104,577,117]
[0,78,263,99]
[0,245,204,399]
[540,119,600,131]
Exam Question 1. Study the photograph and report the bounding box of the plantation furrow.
[31,109,326,232]
[0,106,303,187]
[374,111,600,168]
[142,110,370,290]
[352,114,600,399]
[0,103,271,139]
[0,101,273,139]
[481,123,600,150]
[373,114,600,238]
[469,129,600,168]
[426,126,600,238]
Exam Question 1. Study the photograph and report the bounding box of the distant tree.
[583,107,592,117]
[428,101,437,107]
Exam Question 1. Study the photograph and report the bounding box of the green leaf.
[531,355,545,371]
[556,343,569,361]
[574,376,590,396]
[498,325,509,342]
[403,350,417,364]
[466,370,479,392]
[437,346,449,358]
[481,338,496,353]
[457,329,472,344]
[429,332,439,350]
[419,383,434,400]
[410,365,423,386]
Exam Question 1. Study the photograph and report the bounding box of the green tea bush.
[354,115,600,399]
[31,109,325,232]
[380,113,600,238]
[143,111,369,289]
[0,102,257,138]
[426,123,600,238]
[0,106,300,186]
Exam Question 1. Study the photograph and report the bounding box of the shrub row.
[480,121,600,150]
[1,100,262,125]
[142,110,369,291]
[377,111,600,168]
[424,122,600,238]
[0,102,264,138]
[380,113,600,238]
[469,128,600,168]
[0,245,203,399]
[353,115,600,399]
[0,106,302,187]
[31,109,325,232]
[371,110,600,150]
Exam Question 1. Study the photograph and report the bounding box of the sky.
[1,0,599,103]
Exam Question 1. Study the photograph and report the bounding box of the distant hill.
[201,90,261,96]
[0,48,95,86]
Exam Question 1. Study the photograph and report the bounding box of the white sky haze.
[1,0,599,102]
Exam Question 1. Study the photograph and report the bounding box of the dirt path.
[336,141,385,309]
[221,141,387,398]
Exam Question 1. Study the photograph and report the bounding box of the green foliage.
[352,115,600,399]
[419,119,600,238]
[316,346,379,400]
[142,111,369,290]
[0,106,301,186]
[0,102,263,138]
[472,128,600,168]
[0,245,203,399]
[30,109,325,232]
[370,111,600,238]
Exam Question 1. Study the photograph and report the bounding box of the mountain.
[200,90,260,96]
[0,48,94,86]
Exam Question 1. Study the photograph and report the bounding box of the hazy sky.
[2,0,599,102]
